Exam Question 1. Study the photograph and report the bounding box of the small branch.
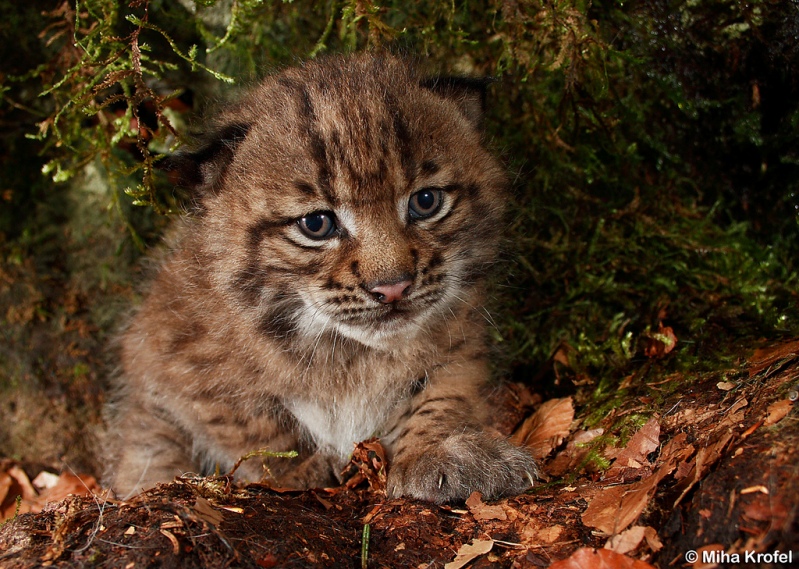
[226,448,298,478]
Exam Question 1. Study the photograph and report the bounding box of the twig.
[226,448,298,478]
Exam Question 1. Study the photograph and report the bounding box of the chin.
[333,315,425,349]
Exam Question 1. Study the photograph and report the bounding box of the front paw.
[387,431,537,503]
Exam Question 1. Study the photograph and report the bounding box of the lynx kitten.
[104,53,537,502]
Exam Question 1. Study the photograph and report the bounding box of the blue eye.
[298,211,337,239]
[408,188,443,220]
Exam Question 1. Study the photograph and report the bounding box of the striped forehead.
[276,76,421,204]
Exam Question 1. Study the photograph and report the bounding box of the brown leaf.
[604,525,661,555]
[672,432,734,507]
[546,428,604,477]
[582,461,674,535]
[763,399,792,427]
[511,397,575,459]
[34,472,100,509]
[742,492,789,528]
[534,525,564,544]
[444,538,494,569]
[642,526,663,552]
[643,324,677,359]
[658,432,694,465]
[342,438,387,492]
[193,496,224,527]
[465,491,507,521]
[8,466,37,501]
[748,339,799,377]
[0,466,40,521]
[549,547,656,569]
[605,418,660,478]
[0,473,16,521]
[604,526,646,555]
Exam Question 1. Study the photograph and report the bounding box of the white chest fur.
[286,388,400,457]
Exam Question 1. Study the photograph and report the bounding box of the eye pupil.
[409,188,443,220]
[417,191,436,210]
[305,214,325,233]
[299,212,336,239]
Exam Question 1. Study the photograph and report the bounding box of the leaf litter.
[0,342,797,567]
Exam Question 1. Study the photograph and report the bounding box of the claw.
[438,473,444,489]
[525,470,535,489]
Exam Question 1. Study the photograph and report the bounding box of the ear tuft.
[159,122,251,195]
[421,76,495,130]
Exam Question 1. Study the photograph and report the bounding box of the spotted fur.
[104,53,537,502]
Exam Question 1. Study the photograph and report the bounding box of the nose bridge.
[357,210,415,286]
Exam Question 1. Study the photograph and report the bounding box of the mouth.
[343,302,415,326]
[375,304,413,323]
[316,288,447,346]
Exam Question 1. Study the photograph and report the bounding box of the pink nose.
[369,280,412,304]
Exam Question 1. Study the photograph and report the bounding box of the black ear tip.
[421,75,496,129]
[421,75,495,98]
[155,154,181,172]
[157,154,204,188]
[159,122,252,192]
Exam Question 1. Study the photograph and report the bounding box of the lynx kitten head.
[168,53,507,349]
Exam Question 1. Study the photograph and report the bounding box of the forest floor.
[0,340,797,568]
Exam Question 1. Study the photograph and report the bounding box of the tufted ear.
[160,122,251,196]
[421,76,494,130]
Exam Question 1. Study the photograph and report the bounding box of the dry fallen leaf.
[511,397,575,459]
[642,526,663,551]
[0,472,15,520]
[1,466,102,523]
[534,525,564,544]
[0,466,38,521]
[546,428,604,477]
[604,526,646,554]
[742,493,789,527]
[604,525,662,555]
[34,472,101,508]
[748,339,799,377]
[582,461,674,535]
[444,538,494,569]
[549,547,657,569]
[658,432,694,465]
[605,418,660,478]
[763,399,792,427]
[672,432,734,507]
[7,466,36,501]
[343,438,388,492]
[193,496,224,527]
[660,433,697,482]
[465,491,507,521]
[643,324,677,359]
